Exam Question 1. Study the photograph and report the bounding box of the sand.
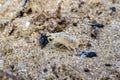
[0,0,120,80]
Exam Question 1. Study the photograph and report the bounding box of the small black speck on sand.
[84,68,90,72]
[73,22,77,26]
[9,65,15,70]
[105,64,112,67]
[109,6,116,12]
[58,18,66,25]
[91,23,104,28]
[43,68,48,73]
[78,51,97,58]
[39,34,49,49]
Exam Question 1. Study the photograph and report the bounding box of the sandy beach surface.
[0,0,120,80]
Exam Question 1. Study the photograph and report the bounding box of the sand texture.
[0,0,120,80]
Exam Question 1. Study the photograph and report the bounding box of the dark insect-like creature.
[39,34,49,49]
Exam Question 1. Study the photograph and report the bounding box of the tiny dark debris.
[91,28,99,39]
[109,6,116,15]
[9,29,15,35]
[53,72,59,78]
[86,41,92,47]
[26,8,32,15]
[16,11,24,18]
[91,23,104,28]
[63,78,67,80]
[45,18,49,21]
[51,64,56,72]
[105,64,112,67]
[48,62,50,64]
[109,6,116,12]
[91,32,97,39]
[73,22,77,26]
[9,25,17,36]
[0,21,9,29]
[10,65,15,70]
[71,8,78,13]
[58,18,66,25]
[43,68,48,73]
[78,51,97,58]
[78,1,85,8]
[86,52,97,58]
[39,34,49,49]
[96,11,102,15]
[84,68,90,72]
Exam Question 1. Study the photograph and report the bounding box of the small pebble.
[25,21,30,27]
[91,23,104,28]
[79,51,97,58]
[39,34,49,48]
